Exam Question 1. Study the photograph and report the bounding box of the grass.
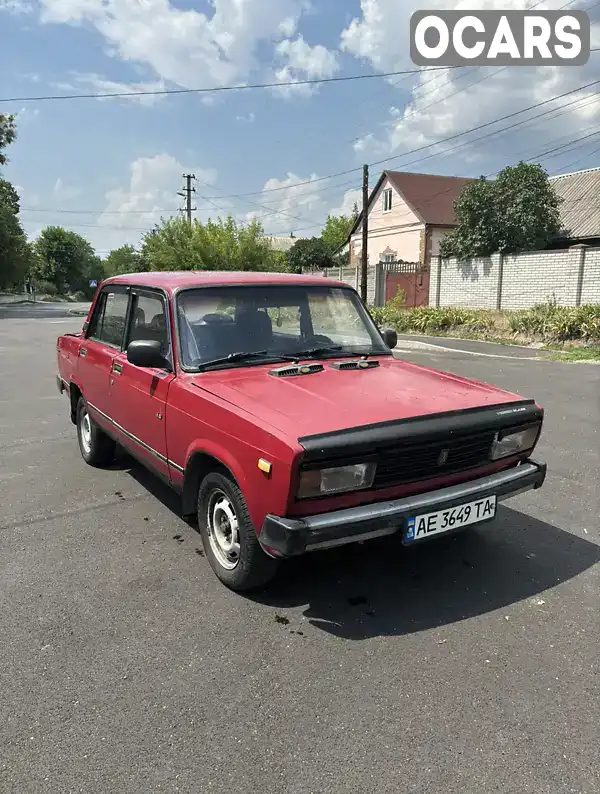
[544,348,600,362]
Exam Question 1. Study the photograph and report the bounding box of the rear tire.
[76,397,115,467]
[197,471,279,592]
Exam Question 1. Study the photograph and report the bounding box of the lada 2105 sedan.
[57,272,547,591]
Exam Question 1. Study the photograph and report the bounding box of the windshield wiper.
[196,350,275,371]
[284,345,343,360]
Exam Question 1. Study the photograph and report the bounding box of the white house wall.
[351,174,423,264]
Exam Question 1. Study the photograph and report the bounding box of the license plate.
[404,495,497,543]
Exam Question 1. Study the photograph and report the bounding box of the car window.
[266,305,301,338]
[128,292,169,356]
[309,289,373,347]
[176,285,389,368]
[88,290,129,348]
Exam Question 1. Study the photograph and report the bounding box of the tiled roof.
[266,235,303,252]
[549,167,600,239]
[385,171,475,226]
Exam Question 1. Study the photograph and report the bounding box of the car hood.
[191,357,528,440]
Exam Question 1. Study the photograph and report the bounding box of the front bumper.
[259,460,547,557]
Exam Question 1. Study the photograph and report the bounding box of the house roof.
[266,235,303,252]
[549,167,600,239]
[347,170,475,239]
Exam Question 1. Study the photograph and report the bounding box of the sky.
[0,0,599,257]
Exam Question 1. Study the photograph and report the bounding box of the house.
[265,234,303,253]
[548,167,600,248]
[346,170,474,267]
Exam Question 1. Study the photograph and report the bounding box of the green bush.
[373,305,496,334]
[36,280,58,296]
[508,303,600,341]
[372,298,600,342]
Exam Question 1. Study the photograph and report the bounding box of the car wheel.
[197,471,279,592]
[76,397,116,467]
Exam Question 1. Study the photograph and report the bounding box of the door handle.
[112,362,123,375]
[79,348,87,358]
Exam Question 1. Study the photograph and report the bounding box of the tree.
[0,116,32,289]
[140,215,287,272]
[33,226,102,295]
[105,244,147,276]
[0,179,32,289]
[0,114,17,166]
[287,237,334,274]
[321,213,354,254]
[440,162,563,259]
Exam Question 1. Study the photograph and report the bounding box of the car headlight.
[297,462,376,499]
[490,423,541,460]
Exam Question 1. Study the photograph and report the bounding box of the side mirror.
[382,328,397,349]
[127,339,170,370]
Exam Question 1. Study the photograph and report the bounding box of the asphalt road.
[0,306,598,794]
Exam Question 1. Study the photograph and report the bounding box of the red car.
[57,272,546,591]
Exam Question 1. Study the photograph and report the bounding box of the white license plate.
[404,495,497,543]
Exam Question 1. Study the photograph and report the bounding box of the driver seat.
[235,308,273,350]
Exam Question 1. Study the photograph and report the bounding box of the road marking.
[394,340,543,361]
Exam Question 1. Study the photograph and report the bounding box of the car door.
[78,285,131,427]
[109,288,175,480]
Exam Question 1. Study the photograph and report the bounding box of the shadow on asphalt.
[118,451,600,640]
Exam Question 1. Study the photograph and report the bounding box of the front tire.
[76,397,115,467]
[197,471,279,592]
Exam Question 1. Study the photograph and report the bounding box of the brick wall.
[430,246,600,309]
[431,254,501,309]
[581,248,600,303]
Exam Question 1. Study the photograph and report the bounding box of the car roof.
[102,270,354,292]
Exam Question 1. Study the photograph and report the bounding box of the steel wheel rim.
[80,408,92,453]
[207,489,241,570]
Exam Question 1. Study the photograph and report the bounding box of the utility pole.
[178,173,197,223]
[360,163,369,303]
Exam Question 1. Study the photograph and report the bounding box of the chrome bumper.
[259,460,547,557]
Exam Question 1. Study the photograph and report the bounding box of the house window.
[380,253,395,263]
[382,188,393,213]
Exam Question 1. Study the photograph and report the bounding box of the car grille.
[372,430,497,489]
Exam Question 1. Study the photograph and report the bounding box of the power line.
[349,128,600,232]
[0,66,453,104]
[19,92,599,230]
[369,79,600,170]
[181,77,600,200]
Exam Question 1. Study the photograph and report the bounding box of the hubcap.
[207,490,240,570]
[80,408,92,453]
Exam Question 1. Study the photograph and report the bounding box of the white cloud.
[329,188,361,218]
[272,35,339,97]
[242,175,360,236]
[15,106,41,125]
[0,0,32,14]
[52,177,81,201]
[235,112,256,123]
[38,0,332,98]
[89,153,218,251]
[341,0,600,173]
[278,16,297,37]
[70,73,167,106]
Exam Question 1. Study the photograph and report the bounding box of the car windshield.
[176,284,391,370]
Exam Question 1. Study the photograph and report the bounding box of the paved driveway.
[0,313,598,794]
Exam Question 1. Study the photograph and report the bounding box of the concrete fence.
[430,245,600,310]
